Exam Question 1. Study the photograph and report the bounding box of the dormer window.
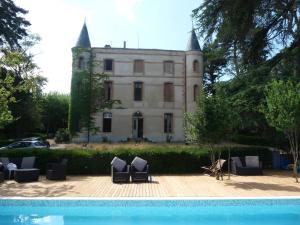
[193,60,199,72]
[78,57,85,69]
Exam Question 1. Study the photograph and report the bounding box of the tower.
[68,22,92,137]
[185,28,203,113]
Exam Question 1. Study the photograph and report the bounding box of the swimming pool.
[0,198,300,225]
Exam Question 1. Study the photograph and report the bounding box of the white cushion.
[132,157,147,172]
[111,157,126,172]
[7,163,17,170]
[231,157,243,168]
[245,156,259,168]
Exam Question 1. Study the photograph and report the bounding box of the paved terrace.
[0,171,299,198]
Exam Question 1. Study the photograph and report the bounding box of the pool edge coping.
[1,196,300,200]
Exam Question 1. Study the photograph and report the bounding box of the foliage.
[0,34,47,138]
[0,72,16,128]
[185,89,237,145]
[0,0,30,48]
[0,145,272,174]
[54,128,70,143]
[68,48,120,141]
[261,80,300,182]
[202,41,227,95]
[41,92,69,136]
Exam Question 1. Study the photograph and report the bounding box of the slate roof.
[75,22,91,48]
[186,29,201,51]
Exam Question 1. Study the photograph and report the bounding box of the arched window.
[193,84,199,101]
[193,60,199,72]
[78,57,85,70]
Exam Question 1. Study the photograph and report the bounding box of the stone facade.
[70,23,203,143]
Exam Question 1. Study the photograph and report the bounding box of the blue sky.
[16,0,202,93]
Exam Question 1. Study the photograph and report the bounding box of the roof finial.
[84,16,86,24]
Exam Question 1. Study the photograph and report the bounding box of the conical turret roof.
[75,22,91,48]
[186,29,201,51]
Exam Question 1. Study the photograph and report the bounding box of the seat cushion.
[245,156,259,168]
[231,157,243,168]
[132,157,147,172]
[111,157,127,172]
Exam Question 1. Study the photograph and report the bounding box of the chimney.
[123,41,126,48]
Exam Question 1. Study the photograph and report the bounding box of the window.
[164,113,173,133]
[134,60,144,73]
[104,81,113,101]
[104,59,113,71]
[164,82,174,102]
[193,84,199,101]
[78,57,84,69]
[103,112,112,132]
[134,82,143,101]
[193,60,199,72]
[164,61,174,74]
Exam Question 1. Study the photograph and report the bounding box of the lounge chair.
[0,157,10,179]
[46,159,68,180]
[111,157,130,183]
[231,156,263,175]
[130,156,149,182]
[14,157,40,183]
[201,159,226,180]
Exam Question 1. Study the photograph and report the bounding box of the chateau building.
[69,23,203,142]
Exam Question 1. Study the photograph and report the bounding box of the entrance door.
[132,112,143,140]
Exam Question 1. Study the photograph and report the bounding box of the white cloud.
[113,0,142,22]
[15,0,92,93]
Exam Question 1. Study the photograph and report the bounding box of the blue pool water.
[0,198,300,225]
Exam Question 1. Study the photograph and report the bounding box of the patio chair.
[14,157,40,183]
[111,157,130,183]
[231,156,263,175]
[0,157,9,179]
[0,162,4,182]
[46,159,68,180]
[130,156,149,182]
[201,159,226,180]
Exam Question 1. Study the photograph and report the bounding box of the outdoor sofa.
[0,156,40,182]
[231,156,263,175]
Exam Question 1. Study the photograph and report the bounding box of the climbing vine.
[68,47,120,141]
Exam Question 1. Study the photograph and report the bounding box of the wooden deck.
[0,170,299,198]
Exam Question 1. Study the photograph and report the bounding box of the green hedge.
[0,146,272,175]
[231,134,288,149]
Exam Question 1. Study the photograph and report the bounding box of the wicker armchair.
[131,157,149,182]
[46,159,68,180]
[111,157,130,183]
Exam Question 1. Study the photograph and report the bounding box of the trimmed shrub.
[0,146,272,175]
[231,134,288,149]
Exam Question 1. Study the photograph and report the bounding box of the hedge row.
[231,134,288,149]
[0,146,272,175]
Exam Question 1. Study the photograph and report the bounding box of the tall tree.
[202,41,227,95]
[262,80,300,182]
[185,88,237,168]
[41,92,69,136]
[0,34,47,137]
[0,0,30,48]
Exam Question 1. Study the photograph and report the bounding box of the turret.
[185,28,203,113]
[69,22,92,137]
